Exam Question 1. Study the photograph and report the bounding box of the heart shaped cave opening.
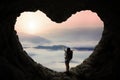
[15,10,104,72]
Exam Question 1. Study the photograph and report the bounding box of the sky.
[14,10,104,71]
[15,10,103,46]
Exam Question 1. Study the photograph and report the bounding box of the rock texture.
[0,0,119,80]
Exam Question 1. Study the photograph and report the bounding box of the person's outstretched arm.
[64,47,66,52]
[64,48,67,58]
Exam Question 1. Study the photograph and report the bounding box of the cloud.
[18,33,51,46]
[65,27,103,41]
[59,60,79,63]
[17,26,103,49]
[45,27,103,42]
[28,53,36,57]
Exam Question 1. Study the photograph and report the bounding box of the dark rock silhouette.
[0,0,119,80]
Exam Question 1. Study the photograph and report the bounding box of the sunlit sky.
[15,10,103,45]
[15,10,103,35]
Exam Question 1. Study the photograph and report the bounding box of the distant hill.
[34,45,67,51]
[34,45,94,51]
[73,47,94,51]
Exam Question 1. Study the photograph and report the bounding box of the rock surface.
[0,0,119,80]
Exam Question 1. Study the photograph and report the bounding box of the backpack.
[70,50,73,59]
[68,50,73,60]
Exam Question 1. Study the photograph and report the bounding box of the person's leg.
[67,62,69,72]
[65,61,70,72]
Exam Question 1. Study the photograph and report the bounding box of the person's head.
[67,47,71,51]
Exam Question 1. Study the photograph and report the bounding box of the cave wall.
[0,0,119,80]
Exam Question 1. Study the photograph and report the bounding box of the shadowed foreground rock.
[0,0,119,80]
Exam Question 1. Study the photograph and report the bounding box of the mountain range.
[34,45,94,51]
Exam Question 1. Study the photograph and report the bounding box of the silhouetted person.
[64,47,73,73]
